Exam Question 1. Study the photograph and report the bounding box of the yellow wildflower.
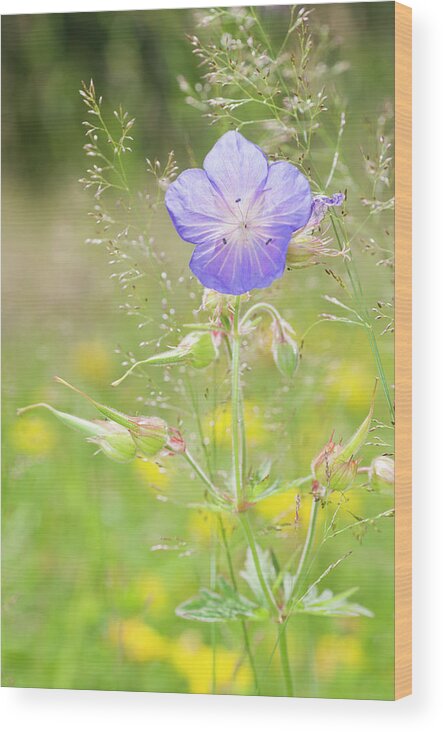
[325,362,375,414]
[315,633,364,680]
[188,509,236,545]
[108,618,169,663]
[205,402,266,447]
[133,459,170,489]
[255,492,312,526]
[10,415,57,457]
[72,340,113,383]
[132,573,169,616]
[170,632,251,695]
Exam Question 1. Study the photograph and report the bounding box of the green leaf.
[295,586,373,618]
[176,578,268,623]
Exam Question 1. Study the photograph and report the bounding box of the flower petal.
[165,168,230,246]
[307,193,344,228]
[203,130,268,208]
[189,229,289,295]
[258,161,312,234]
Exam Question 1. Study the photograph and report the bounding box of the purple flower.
[165,131,312,295]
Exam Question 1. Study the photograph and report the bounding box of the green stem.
[288,497,320,609]
[231,294,295,699]
[240,301,281,329]
[278,623,294,697]
[231,296,243,504]
[182,450,220,501]
[218,516,261,695]
[239,513,277,612]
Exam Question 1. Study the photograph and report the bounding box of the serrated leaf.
[295,585,373,618]
[176,578,268,623]
[240,545,276,604]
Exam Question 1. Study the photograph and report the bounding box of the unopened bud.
[88,421,137,463]
[165,426,186,455]
[53,378,181,463]
[368,456,394,490]
[180,331,218,369]
[271,319,299,378]
[129,416,169,459]
[201,288,235,315]
[311,436,358,492]
[286,234,325,269]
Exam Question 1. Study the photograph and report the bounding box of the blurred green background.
[2,4,395,698]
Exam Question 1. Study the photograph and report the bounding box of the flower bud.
[53,378,182,463]
[180,332,218,369]
[311,436,358,492]
[16,402,137,464]
[368,456,394,490]
[271,319,299,378]
[129,416,170,460]
[164,426,186,455]
[286,193,346,270]
[201,288,236,315]
[88,421,137,463]
[286,234,328,269]
[111,331,218,387]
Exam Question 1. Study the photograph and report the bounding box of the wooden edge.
[394,1,412,701]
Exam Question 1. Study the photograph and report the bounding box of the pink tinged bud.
[16,403,137,464]
[201,288,235,314]
[53,378,174,462]
[164,426,186,455]
[271,319,299,379]
[311,437,357,492]
[129,416,170,460]
[311,387,376,492]
[369,456,394,490]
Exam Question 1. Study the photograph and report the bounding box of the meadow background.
[2,3,395,699]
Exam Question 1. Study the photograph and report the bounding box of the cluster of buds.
[311,435,358,493]
[17,379,186,465]
[311,387,376,494]
[286,193,347,270]
[200,288,237,321]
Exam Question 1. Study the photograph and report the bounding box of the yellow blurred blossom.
[108,618,169,663]
[205,401,266,447]
[327,488,364,517]
[11,415,57,456]
[171,632,252,694]
[255,491,312,526]
[108,621,251,694]
[132,573,169,616]
[133,459,170,489]
[72,340,112,383]
[315,633,365,680]
[188,509,235,545]
[325,363,375,414]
